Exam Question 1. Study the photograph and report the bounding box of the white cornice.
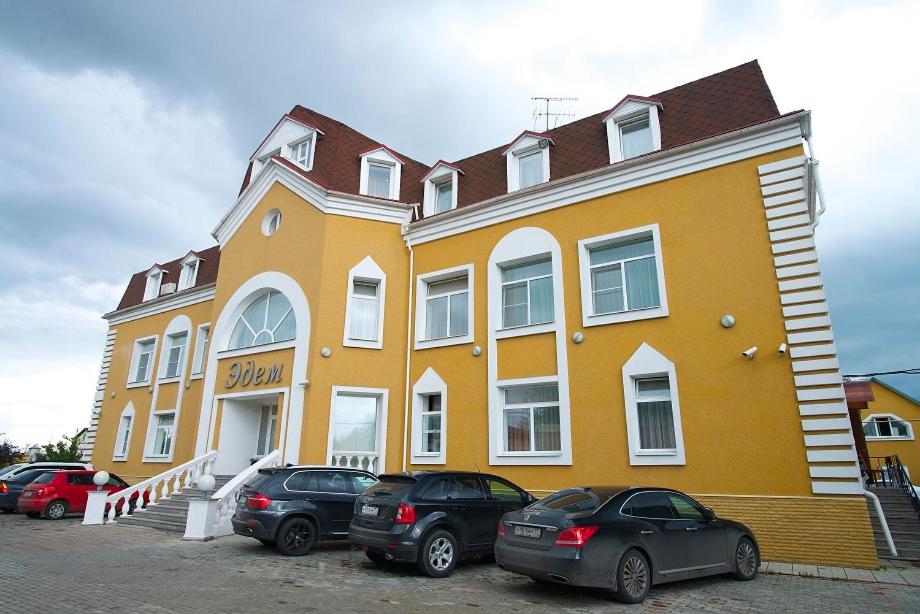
[405,112,810,244]
[212,160,414,247]
[105,284,216,325]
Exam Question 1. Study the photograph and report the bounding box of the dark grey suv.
[231,466,377,556]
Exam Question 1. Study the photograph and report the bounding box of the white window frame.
[159,331,189,381]
[145,410,177,461]
[143,267,163,301]
[112,403,135,461]
[126,335,158,388]
[422,167,460,217]
[414,263,474,350]
[326,386,389,471]
[411,368,447,464]
[190,323,210,378]
[497,255,555,335]
[577,224,669,327]
[359,148,402,200]
[499,380,562,456]
[177,254,200,291]
[342,256,386,349]
[863,413,914,441]
[287,134,316,171]
[504,134,551,193]
[603,99,662,164]
[622,343,686,465]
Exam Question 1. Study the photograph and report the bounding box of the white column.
[82,490,109,525]
[184,498,218,541]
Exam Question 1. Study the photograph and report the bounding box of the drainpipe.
[800,117,827,227]
[865,490,898,557]
[402,233,414,472]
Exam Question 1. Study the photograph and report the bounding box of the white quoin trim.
[359,147,403,200]
[195,272,311,466]
[603,97,662,164]
[342,256,387,350]
[621,342,686,466]
[487,227,572,465]
[411,368,448,465]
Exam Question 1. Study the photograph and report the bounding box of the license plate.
[513,525,542,539]
[22,491,32,497]
[361,504,379,516]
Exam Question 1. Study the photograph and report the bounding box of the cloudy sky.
[0,1,918,445]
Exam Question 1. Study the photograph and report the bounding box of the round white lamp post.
[93,471,110,491]
[196,473,216,493]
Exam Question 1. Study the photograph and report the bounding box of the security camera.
[742,346,758,359]
[778,343,787,356]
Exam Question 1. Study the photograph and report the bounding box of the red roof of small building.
[115,245,221,311]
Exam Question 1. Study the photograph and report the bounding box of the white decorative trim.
[359,148,402,200]
[105,284,216,325]
[505,134,551,193]
[342,256,387,350]
[487,227,571,465]
[405,112,808,245]
[621,342,686,466]
[576,223,669,328]
[196,271,311,466]
[112,402,135,461]
[863,413,915,441]
[217,340,296,360]
[326,385,389,471]
[410,368,447,465]
[213,162,412,248]
[604,99,662,164]
[126,334,159,388]
[156,316,191,381]
[141,314,191,463]
[80,329,117,461]
[414,263,474,350]
[758,154,861,495]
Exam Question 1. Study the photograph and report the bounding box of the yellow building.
[83,61,877,567]
[855,379,920,477]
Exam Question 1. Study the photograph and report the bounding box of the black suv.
[232,466,377,556]
[348,471,534,577]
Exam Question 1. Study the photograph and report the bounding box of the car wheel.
[275,517,316,556]
[614,548,651,604]
[43,500,68,520]
[25,512,41,519]
[733,537,759,580]
[365,550,390,566]
[417,529,459,578]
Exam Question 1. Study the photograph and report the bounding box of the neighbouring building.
[846,378,920,477]
[82,61,878,567]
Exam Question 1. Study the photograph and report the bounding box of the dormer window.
[421,161,462,217]
[289,135,314,170]
[359,146,403,200]
[603,96,663,164]
[143,267,163,301]
[503,131,552,193]
[177,253,200,291]
[250,114,324,179]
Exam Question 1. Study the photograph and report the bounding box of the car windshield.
[361,475,416,497]
[8,470,54,484]
[532,487,624,513]
[0,463,24,476]
[32,473,57,484]
[244,470,278,491]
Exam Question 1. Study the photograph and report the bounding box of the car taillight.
[32,487,54,497]
[497,520,506,539]
[394,503,416,524]
[246,492,272,510]
[554,525,599,548]
[0,482,7,494]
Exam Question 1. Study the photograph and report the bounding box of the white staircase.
[116,475,234,533]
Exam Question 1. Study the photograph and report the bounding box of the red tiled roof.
[115,245,221,311]
[844,380,875,406]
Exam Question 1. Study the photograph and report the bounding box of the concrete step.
[134,508,188,523]
[116,514,185,533]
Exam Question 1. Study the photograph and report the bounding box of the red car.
[17,470,143,520]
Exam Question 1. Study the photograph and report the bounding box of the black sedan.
[495,486,759,603]
[0,469,59,513]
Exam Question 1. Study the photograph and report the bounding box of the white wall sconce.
[720,314,736,328]
[472,346,482,357]
[298,380,310,387]
[742,346,758,359]
[321,347,332,358]
[572,331,585,344]
[778,343,787,356]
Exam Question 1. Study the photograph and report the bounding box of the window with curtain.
[228,290,296,350]
[291,137,312,168]
[348,281,380,341]
[434,179,453,213]
[152,413,175,456]
[143,271,162,301]
[367,163,393,198]
[163,332,188,379]
[863,415,911,439]
[177,259,199,290]
[502,384,560,453]
[501,258,554,328]
[518,150,543,188]
[425,276,468,340]
[420,393,442,454]
[331,394,379,454]
[191,326,209,375]
[589,236,660,315]
[131,339,156,383]
[635,377,676,450]
[115,412,133,457]
[620,115,653,159]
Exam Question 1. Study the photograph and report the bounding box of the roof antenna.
[531,96,578,131]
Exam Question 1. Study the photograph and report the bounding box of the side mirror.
[525,494,537,506]
[703,507,716,521]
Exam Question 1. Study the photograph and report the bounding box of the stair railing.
[84,450,218,525]
[889,455,920,519]
[208,449,282,537]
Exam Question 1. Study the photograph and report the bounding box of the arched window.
[229,290,296,350]
[113,403,135,460]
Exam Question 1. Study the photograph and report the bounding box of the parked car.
[349,471,535,577]
[17,470,139,520]
[231,466,378,556]
[0,461,93,481]
[0,469,60,513]
[494,486,760,604]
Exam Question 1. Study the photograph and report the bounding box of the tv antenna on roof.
[532,96,578,131]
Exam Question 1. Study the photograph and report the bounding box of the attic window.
[434,179,453,214]
[603,98,662,164]
[368,163,393,198]
[619,116,653,159]
[143,270,162,301]
[289,136,314,170]
[177,256,199,291]
[518,150,544,188]
[504,133,552,193]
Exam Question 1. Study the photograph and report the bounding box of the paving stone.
[844,567,877,582]
[817,566,847,580]
[2,513,920,613]
[873,570,909,585]
[769,562,794,574]
[793,564,819,577]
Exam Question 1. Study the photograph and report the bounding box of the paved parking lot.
[2,513,919,613]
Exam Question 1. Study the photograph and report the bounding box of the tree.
[34,431,84,462]
[0,437,22,466]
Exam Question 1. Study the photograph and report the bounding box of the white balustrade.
[329,452,379,474]
[84,450,218,525]
[195,449,281,539]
